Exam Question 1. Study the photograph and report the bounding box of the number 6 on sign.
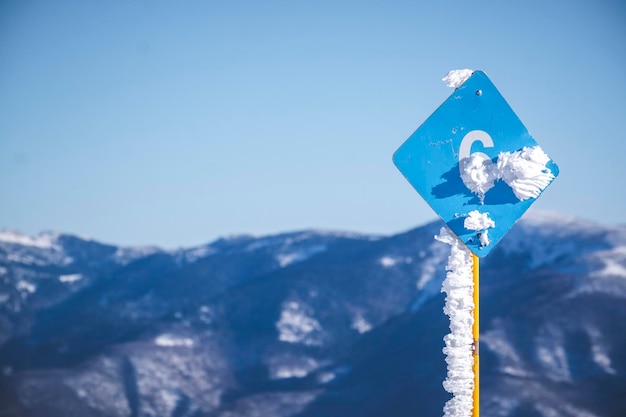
[458,130,496,201]
[458,130,494,165]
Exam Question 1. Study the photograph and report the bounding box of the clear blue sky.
[1,0,625,248]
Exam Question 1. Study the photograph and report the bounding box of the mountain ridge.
[1,210,625,417]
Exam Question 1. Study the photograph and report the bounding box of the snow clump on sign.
[464,210,496,247]
[497,146,555,201]
[464,210,495,231]
[442,69,474,89]
[435,227,476,417]
[459,153,498,202]
[459,146,554,203]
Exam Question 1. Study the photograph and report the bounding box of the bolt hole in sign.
[393,71,559,257]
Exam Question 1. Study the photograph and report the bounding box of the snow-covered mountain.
[0,211,624,417]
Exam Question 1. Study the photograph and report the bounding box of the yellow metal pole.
[472,253,480,417]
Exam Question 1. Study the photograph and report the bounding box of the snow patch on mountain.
[482,320,529,378]
[125,347,229,414]
[409,241,449,311]
[586,325,616,375]
[302,229,381,241]
[176,244,217,263]
[379,256,397,267]
[500,211,626,299]
[6,251,72,267]
[247,230,375,268]
[16,280,36,294]
[154,334,194,348]
[62,357,134,416]
[277,301,323,346]
[159,390,183,416]
[500,210,612,268]
[0,229,73,266]
[592,246,626,278]
[535,324,571,382]
[566,245,626,298]
[114,246,162,264]
[247,230,376,253]
[277,244,327,267]
[317,371,336,384]
[351,312,372,334]
[245,232,312,252]
[0,229,59,249]
[267,354,321,380]
[197,305,214,325]
[378,255,412,268]
[59,273,83,283]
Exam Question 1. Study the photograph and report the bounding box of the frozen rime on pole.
[435,227,475,417]
[442,69,474,89]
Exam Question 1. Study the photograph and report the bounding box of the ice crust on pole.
[435,227,475,417]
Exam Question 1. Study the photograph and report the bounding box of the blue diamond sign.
[393,71,559,257]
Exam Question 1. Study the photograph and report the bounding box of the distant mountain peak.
[0,229,61,249]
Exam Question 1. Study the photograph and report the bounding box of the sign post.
[472,253,479,417]
[393,70,558,416]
